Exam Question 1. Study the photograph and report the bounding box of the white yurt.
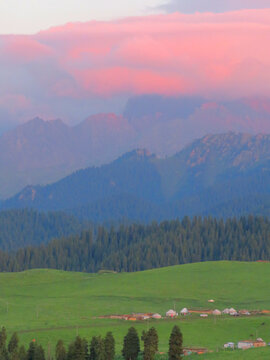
[152,313,162,319]
[166,309,177,317]
[200,314,208,318]
[180,308,189,315]
[212,309,222,316]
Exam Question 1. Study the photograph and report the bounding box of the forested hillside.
[0,216,269,272]
[0,209,89,251]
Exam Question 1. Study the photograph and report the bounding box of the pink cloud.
[0,9,270,121]
[2,36,53,63]
[38,10,270,98]
[73,67,192,96]
[243,97,270,113]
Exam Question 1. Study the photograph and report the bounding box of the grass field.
[0,261,270,359]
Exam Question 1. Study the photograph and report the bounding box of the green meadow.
[0,261,270,358]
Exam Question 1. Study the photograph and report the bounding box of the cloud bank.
[0,9,270,126]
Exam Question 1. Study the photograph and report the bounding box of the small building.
[180,308,189,316]
[223,307,237,315]
[238,340,254,350]
[132,313,152,320]
[224,342,235,349]
[183,348,207,355]
[189,309,212,314]
[238,338,266,350]
[239,310,250,316]
[152,313,162,319]
[166,309,178,318]
[208,299,215,303]
[254,338,267,347]
[212,309,221,316]
[200,314,208,318]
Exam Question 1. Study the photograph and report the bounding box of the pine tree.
[96,338,105,360]
[89,336,105,360]
[18,346,27,360]
[122,327,140,360]
[0,327,7,349]
[104,332,115,360]
[8,332,19,354]
[74,336,87,360]
[89,337,98,360]
[0,347,9,360]
[142,328,158,360]
[148,328,158,353]
[27,342,36,360]
[55,340,67,360]
[10,351,20,360]
[82,339,89,360]
[168,326,183,360]
[34,345,45,360]
[67,342,76,360]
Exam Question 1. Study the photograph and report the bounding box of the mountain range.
[3,132,270,221]
[1,95,270,199]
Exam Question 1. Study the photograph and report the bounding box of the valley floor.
[0,261,270,359]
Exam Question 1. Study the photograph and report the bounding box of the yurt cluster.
[165,307,250,318]
[99,305,252,322]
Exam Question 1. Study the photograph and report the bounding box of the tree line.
[0,326,183,360]
[0,209,91,252]
[0,216,269,273]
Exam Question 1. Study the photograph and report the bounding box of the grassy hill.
[1,261,270,358]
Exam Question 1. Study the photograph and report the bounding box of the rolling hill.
[3,132,270,221]
[1,261,270,359]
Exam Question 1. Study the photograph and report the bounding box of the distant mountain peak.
[118,148,155,162]
[179,132,270,169]
[135,149,153,157]
[16,117,68,131]
[28,116,45,124]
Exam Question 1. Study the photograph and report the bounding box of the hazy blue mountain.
[3,132,270,220]
[0,115,136,198]
[1,95,270,199]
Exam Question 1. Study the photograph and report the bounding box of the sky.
[0,0,164,34]
[1,0,270,34]
[0,0,270,129]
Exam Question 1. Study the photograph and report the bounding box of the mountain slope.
[0,115,136,199]
[2,132,270,219]
[1,96,270,199]
[3,149,162,211]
